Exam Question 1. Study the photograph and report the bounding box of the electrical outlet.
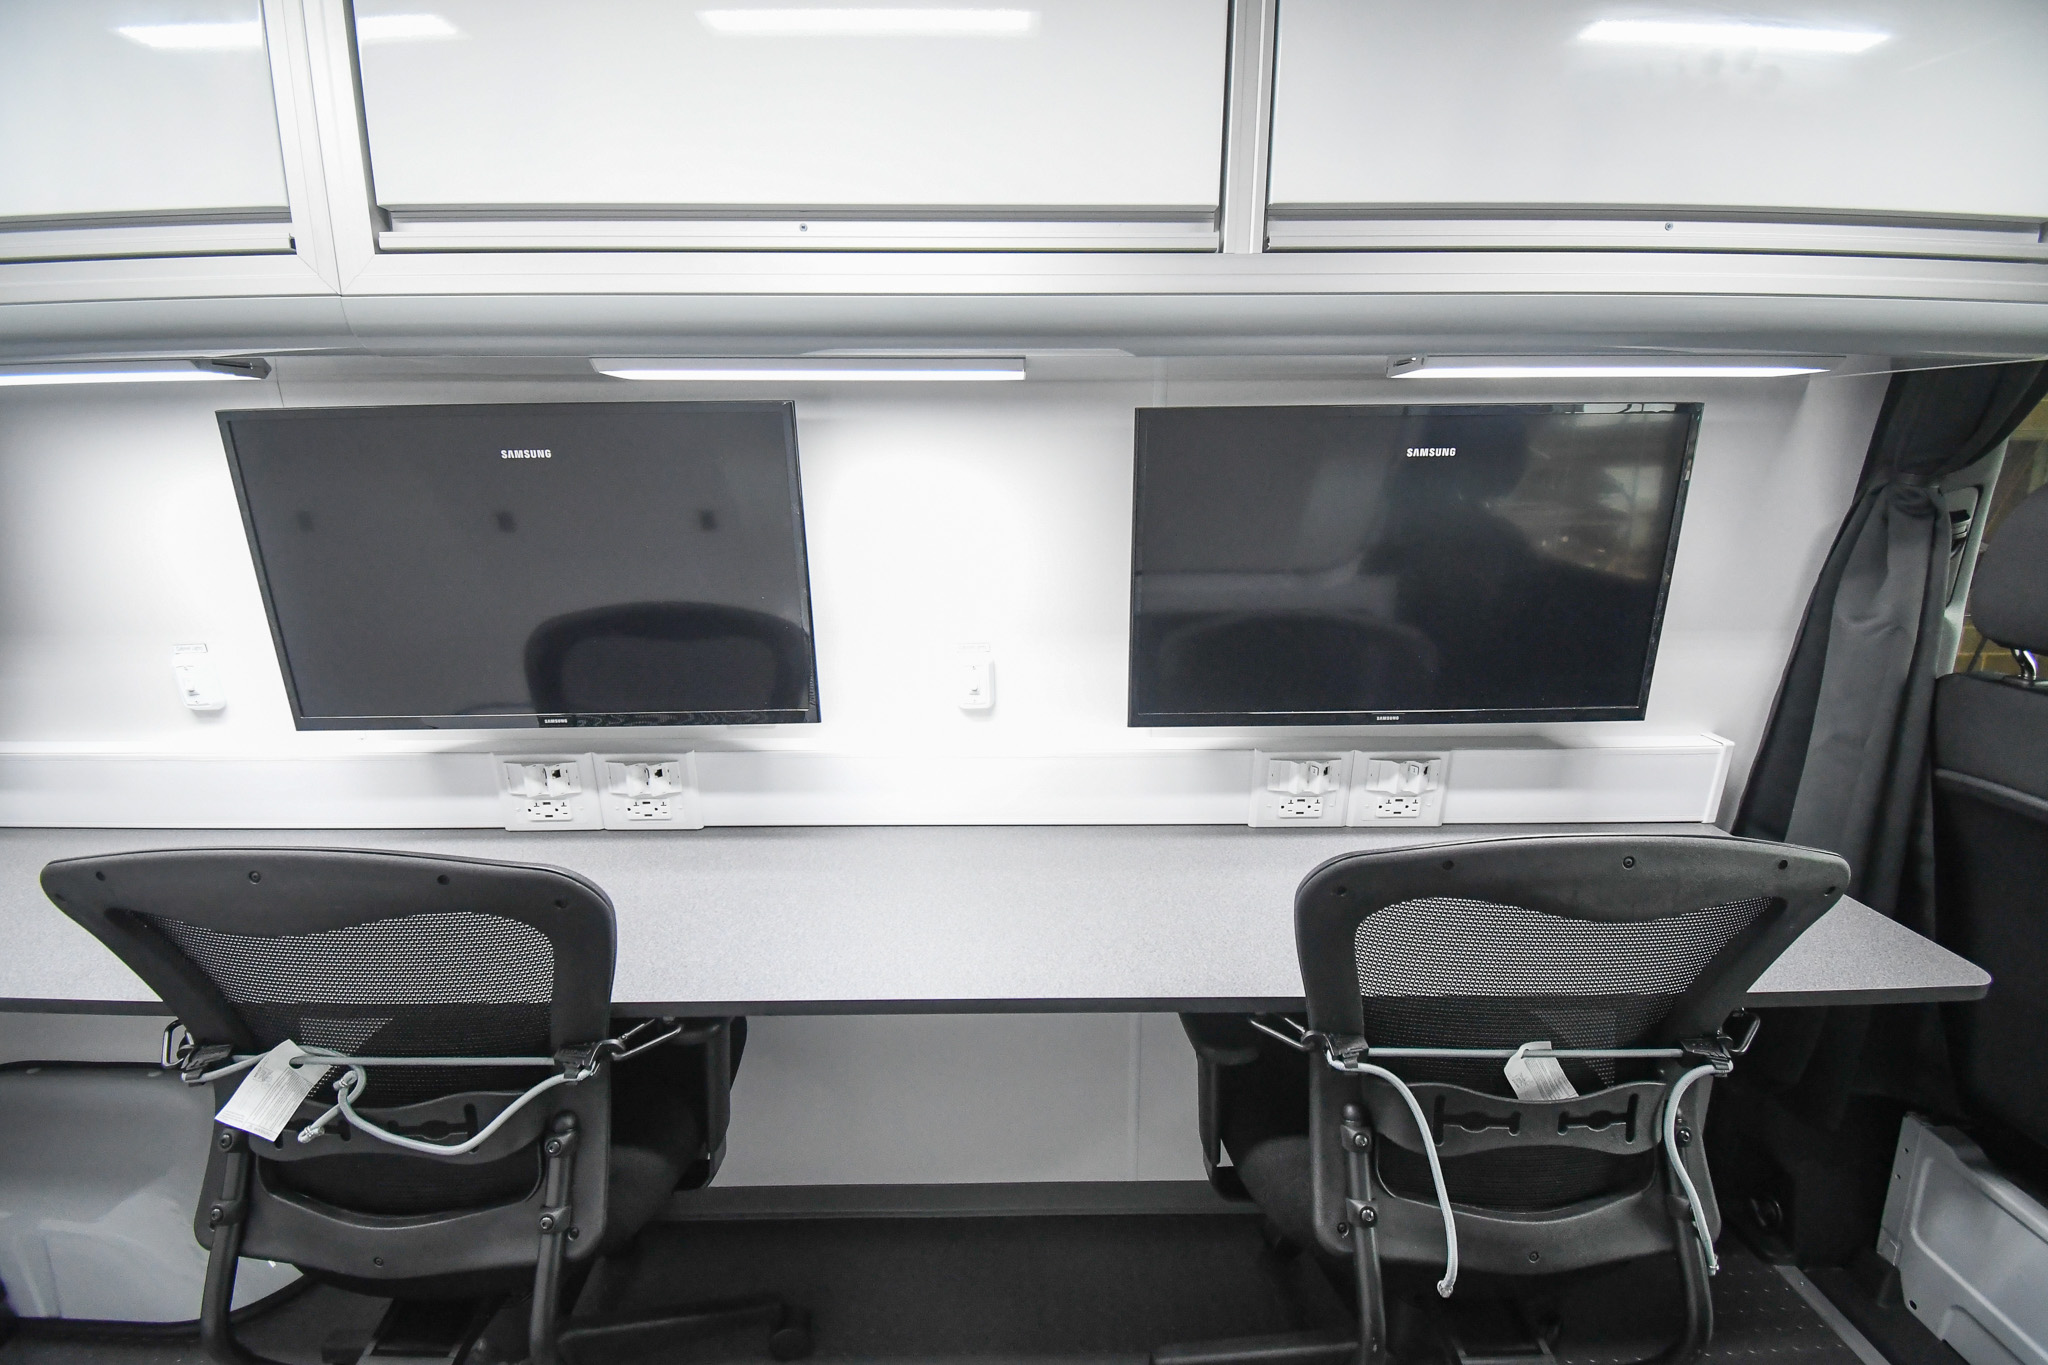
[1250,751,1352,827]
[496,755,603,831]
[1349,753,1450,826]
[598,755,703,830]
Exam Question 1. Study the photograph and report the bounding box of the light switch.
[956,643,994,711]
[171,643,225,712]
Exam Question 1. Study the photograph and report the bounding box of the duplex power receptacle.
[1348,753,1450,827]
[1368,793,1422,820]
[624,798,672,822]
[1251,750,1353,827]
[524,799,577,822]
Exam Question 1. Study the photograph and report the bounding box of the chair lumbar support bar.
[171,1017,688,1156]
[1249,1013,1755,1300]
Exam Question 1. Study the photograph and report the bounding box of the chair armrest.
[1179,1013,1265,1067]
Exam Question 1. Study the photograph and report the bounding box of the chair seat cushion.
[1233,1134,1318,1249]
[603,1139,689,1255]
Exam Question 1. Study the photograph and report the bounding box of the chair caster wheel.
[769,1312,813,1360]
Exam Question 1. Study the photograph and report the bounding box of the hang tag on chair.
[1504,1042,1578,1102]
[215,1040,321,1142]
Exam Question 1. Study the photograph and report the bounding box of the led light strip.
[594,357,1027,382]
[1389,357,1831,380]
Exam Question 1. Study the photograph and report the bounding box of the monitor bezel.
[220,400,821,731]
[1125,401,1701,728]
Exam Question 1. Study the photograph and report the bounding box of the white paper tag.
[1503,1042,1579,1102]
[215,1040,321,1142]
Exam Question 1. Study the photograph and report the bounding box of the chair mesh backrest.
[146,910,555,1105]
[1353,895,1768,1092]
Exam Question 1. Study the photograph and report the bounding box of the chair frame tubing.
[1336,1094,1716,1365]
[199,1111,588,1365]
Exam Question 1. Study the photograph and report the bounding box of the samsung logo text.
[1406,446,1456,458]
[500,448,552,459]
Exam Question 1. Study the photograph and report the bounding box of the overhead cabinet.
[1265,0,2048,254]
[0,0,295,263]
[352,0,1232,251]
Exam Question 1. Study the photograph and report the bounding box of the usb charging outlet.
[1250,752,1353,827]
[1349,754,1449,826]
[498,755,603,830]
[598,756,704,830]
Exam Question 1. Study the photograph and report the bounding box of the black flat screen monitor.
[221,401,819,729]
[1129,402,1698,726]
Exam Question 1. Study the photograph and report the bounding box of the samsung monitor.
[221,401,819,729]
[1129,402,1698,726]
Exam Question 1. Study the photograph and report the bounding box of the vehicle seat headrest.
[1973,480,2048,657]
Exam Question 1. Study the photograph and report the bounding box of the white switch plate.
[1348,752,1450,826]
[956,643,994,711]
[496,755,603,831]
[171,643,226,712]
[1249,751,1353,827]
[597,754,703,830]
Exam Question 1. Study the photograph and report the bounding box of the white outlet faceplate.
[1250,751,1353,827]
[1348,752,1450,827]
[597,755,703,830]
[496,755,603,831]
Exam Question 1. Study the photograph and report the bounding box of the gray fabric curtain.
[1735,359,2048,1121]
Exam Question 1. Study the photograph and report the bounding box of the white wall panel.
[1269,0,2048,220]
[0,0,289,220]
[716,1013,1205,1185]
[353,0,1229,212]
[0,369,1880,825]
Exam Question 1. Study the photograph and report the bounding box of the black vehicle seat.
[1932,480,2048,1180]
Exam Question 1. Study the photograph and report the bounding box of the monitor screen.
[1128,402,1697,726]
[221,401,819,729]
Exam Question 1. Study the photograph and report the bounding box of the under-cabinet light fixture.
[698,8,1036,36]
[0,359,271,387]
[116,20,264,49]
[1578,20,1888,54]
[1388,356,1831,380]
[357,14,461,42]
[593,357,1027,382]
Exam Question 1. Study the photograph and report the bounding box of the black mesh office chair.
[40,847,809,1365]
[1934,480,2048,1178]
[1173,834,1845,1365]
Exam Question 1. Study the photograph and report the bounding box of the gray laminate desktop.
[0,824,1988,1014]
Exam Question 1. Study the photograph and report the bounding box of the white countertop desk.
[0,824,1989,1015]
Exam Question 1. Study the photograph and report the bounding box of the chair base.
[1152,1101,1713,1365]
[558,1295,813,1363]
[199,1129,810,1365]
[1153,1328,1359,1365]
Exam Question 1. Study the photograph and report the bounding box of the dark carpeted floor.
[2,1217,1869,1365]
[1548,1245,1865,1365]
[576,1213,1347,1362]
